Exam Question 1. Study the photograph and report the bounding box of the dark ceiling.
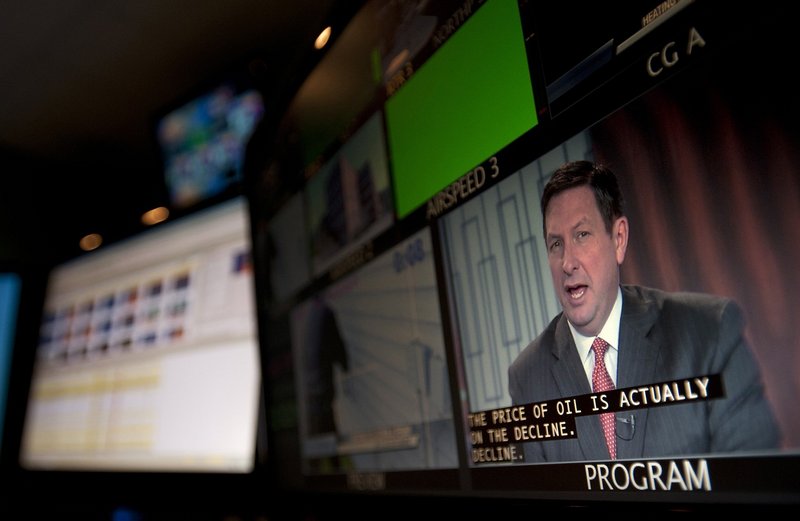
[0,0,356,264]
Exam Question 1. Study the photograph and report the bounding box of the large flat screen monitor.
[19,196,261,473]
[251,0,799,511]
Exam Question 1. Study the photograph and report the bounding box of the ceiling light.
[314,26,332,49]
[79,233,103,252]
[141,206,170,226]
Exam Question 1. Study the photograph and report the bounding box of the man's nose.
[561,243,579,273]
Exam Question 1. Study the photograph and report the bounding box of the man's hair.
[541,160,625,234]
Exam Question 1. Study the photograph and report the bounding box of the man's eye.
[549,240,561,251]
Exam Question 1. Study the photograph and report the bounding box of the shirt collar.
[569,286,623,363]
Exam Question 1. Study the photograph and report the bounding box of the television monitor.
[253,0,487,216]
[264,191,311,305]
[305,110,394,277]
[156,78,265,210]
[384,0,538,218]
[19,196,262,473]
[290,226,460,482]
[438,0,799,505]
[0,273,21,451]
[251,0,799,513]
[0,262,46,512]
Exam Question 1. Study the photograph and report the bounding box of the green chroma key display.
[385,0,538,219]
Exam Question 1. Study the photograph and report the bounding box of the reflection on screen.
[291,227,458,474]
[20,197,261,472]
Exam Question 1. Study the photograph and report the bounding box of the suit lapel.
[550,316,609,460]
[616,286,661,459]
[550,317,591,396]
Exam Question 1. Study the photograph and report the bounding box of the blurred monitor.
[19,196,261,473]
[0,273,22,456]
[156,80,265,210]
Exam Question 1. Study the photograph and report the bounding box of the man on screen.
[508,160,780,462]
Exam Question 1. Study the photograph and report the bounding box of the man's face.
[544,185,628,337]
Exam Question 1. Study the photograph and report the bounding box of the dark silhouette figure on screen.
[508,160,780,462]
[305,298,349,436]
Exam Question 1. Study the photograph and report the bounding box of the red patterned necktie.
[591,337,616,459]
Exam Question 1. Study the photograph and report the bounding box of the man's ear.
[614,216,629,265]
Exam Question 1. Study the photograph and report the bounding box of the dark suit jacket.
[507,285,781,462]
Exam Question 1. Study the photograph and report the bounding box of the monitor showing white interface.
[19,197,261,472]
